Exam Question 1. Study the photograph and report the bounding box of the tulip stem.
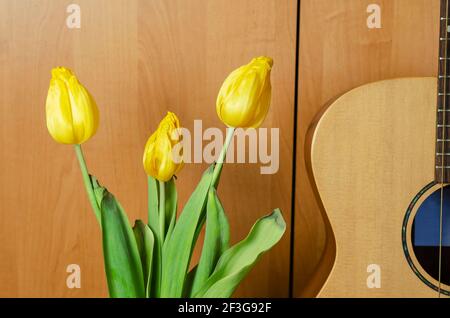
[159,181,166,242]
[74,144,102,226]
[212,127,235,188]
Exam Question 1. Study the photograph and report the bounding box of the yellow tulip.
[143,112,183,182]
[216,56,273,128]
[46,67,99,144]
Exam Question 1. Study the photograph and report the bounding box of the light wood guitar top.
[308,77,448,297]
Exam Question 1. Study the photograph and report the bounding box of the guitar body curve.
[307,77,446,297]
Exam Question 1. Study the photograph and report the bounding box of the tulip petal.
[52,67,74,81]
[45,67,99,144]
[46,78,76,144]
[216,57,273,128]
[142,112,183,182]
[224,70,261,127]
[68,76,99,144]
[249,78,272,128]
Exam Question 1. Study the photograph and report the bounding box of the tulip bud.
[143,112,184,182]
[216,56,273,128]
[46,67,99,144]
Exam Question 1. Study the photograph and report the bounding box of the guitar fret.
[436,166,450,169]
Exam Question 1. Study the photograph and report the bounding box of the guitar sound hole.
[412,185,450,286]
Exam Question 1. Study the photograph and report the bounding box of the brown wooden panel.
[295,0,440,297]
[0,0,296,297]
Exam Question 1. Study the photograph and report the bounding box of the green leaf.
[164,178,178,240]
[90,176,105,208]
[182,266,197,297]
[101,190,145,298]
[191,188,230,296]
[133,220,155,298]
[193,209,286,298]
[150,239,162,298]
[160,165,214,297]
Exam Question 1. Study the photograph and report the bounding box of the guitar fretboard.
[436,0,450,183]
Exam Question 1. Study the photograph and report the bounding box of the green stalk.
[147,176,154,227]
[74,144,102,226]
[159,180,166,242]
[211,127,235,188]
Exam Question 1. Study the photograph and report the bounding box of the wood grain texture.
[295,0,440,297]
[309,78,445,297]
[0,0,296,297]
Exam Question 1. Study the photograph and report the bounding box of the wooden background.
[0,0,443,298]
[0,0,296,297]
[294,0,440,297]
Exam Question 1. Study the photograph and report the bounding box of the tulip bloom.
[216,56,273,129]
[46,67,99,144]
[143,112,183,182]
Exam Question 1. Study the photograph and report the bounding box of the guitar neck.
[435,0,450,183]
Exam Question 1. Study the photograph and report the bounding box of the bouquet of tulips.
[45,57,285,298]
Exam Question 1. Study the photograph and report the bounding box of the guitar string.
[438,0,449,298]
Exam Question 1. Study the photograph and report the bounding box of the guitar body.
[307,77,450,297]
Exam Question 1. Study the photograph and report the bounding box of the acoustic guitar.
[306,0,450,297]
